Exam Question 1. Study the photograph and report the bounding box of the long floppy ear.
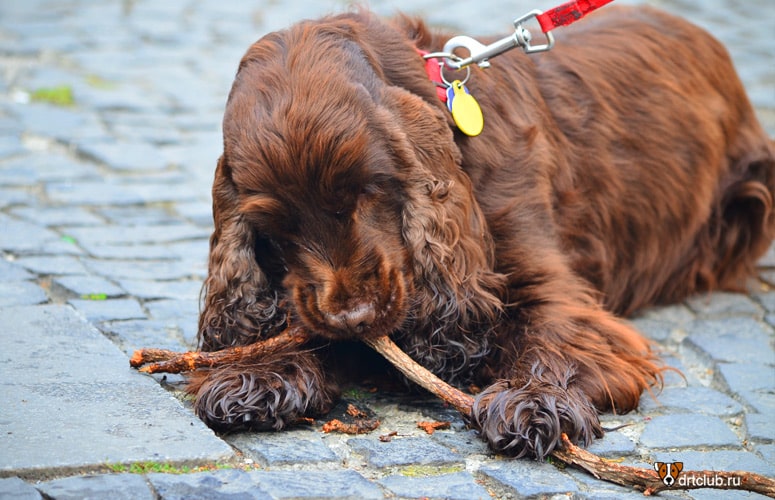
[376,86,505,327]
[198,155,287,351]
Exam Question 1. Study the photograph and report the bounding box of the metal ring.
[422,52,471,86]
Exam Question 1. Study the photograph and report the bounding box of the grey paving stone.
[686,489,763,500]
[753,291,775,314]
[44,180,145,206]
[0,187,37,206]
[102,319,190,355]
[148,469,271,500]
[98,206,186,226]
[0,214,72,254]
[639,414,739,448]
[46,179,200,206]
[634,303,696,325]
[19,66,80,97]
[0,134,24,160]
[379,471,490,500]
[78,241,177,260]
[117,279,201,301]
[0,305,232,475]
[739,389,775,414]
[718,362,775,393]
[653,450,774,477]
[144,299,199,344]
[68,297,146,323]
[248,469,384,499]
[77,140,169,171]
[430,428,491,456]
[228,431,338,466]
[8,101,107,144]
[161,132,221,165]
[565,468,653,499]
[54,274,125,298]
[72,82,160,115]
[0,112,18,133]
[638,386,744,416]
[11,206,105,227]
[109,119,184,146]
[746,413,775,441]
[37,473,154,500]
[175,200,215,228]
[479,461,579,497]
[166,239,210,261]
[0,477,43,500]
[63,224,209,246]
[628,317,676,342]
[0,281,47,307]
[683,318,773,365]
[0,259,34,280]
[1,152,101,185]
[14,255,88,275]
[579,490,656,499]
[685,317,771,339]
[83,258,204,281]
[586,429,637,456]
[757,443,775,464]
[348,436,463,468]
[656,354,702,387]
[686,292,764,318]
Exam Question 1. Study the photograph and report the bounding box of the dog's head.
[200,13,503,346]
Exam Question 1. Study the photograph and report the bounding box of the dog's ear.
[198,155,286,351]
[376,86,505,325]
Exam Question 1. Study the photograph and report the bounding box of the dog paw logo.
[654,461,683,486]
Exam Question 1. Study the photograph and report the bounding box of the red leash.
[431,0,615,69]
[536,0,615,33]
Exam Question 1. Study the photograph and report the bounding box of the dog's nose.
[324,302,376,334]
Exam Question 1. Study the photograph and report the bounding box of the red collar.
[416,48,449,103]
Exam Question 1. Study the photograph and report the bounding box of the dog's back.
[429,6,775,314]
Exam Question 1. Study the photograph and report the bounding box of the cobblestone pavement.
[1,0,774,498]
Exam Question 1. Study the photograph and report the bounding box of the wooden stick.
[129,327,308,373]
[362,335,474,415]
[552,434,775,496]
[130,332,775,496]
[364,335,775,498]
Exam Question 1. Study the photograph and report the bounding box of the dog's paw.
[188,353,335,432]
[472,378,603,459]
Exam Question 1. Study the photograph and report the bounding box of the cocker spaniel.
[191,5,774,459]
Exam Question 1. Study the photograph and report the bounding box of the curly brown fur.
[195,5,774,458]
[187,349,337,432]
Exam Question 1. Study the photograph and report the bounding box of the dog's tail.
[711,138,775,290]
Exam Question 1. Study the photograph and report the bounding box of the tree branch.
[130,331,775,497]
[129,327,307,373]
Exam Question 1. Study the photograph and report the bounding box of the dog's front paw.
[188,352,335,432]
[472,378,603,459]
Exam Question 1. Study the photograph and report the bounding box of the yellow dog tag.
[446,80,484,137]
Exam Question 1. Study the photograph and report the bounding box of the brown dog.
[192,5,774,459]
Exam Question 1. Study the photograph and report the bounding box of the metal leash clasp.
[442,10,555,70]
